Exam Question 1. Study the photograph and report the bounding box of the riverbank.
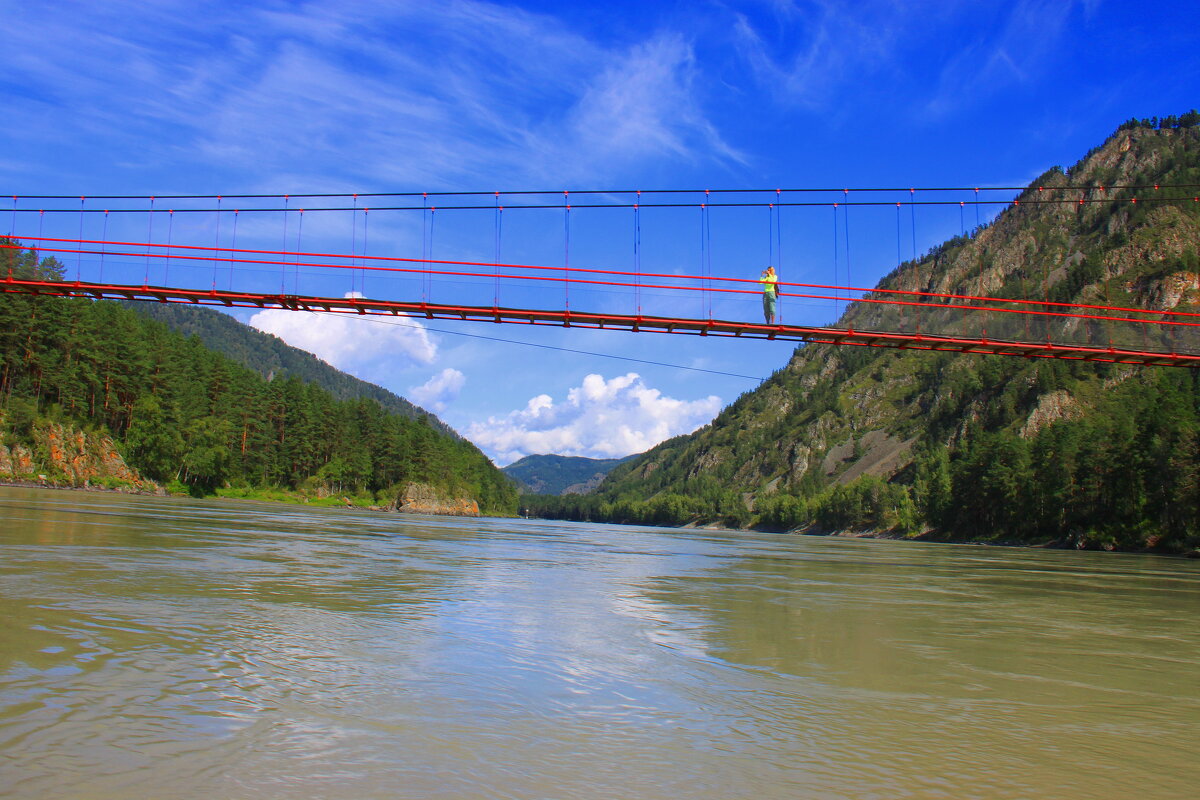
[8,477,1190,555]
[0,417,486,517]
[216,483,484,516]
[0,479,494,518]
[0,477,163,495]
[788,524,1200,558]
[675,515,1198,557]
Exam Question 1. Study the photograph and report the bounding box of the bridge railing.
[4,182,1199,362]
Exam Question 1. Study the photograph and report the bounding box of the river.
[1,486,1196,799]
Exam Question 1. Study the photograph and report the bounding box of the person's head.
[765,265,775,275]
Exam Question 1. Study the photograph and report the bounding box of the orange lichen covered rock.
[394,483,480,517]
[1,417,155,492]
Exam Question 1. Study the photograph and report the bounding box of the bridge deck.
[3,277,1197,368]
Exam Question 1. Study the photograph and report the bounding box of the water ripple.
[2,487,1198,799]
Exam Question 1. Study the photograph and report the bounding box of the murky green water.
[1,486,1196,799]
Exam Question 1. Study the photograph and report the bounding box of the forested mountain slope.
[0,250,517,514]
[124,302,456,437]
[528,115,1200,553]
[503,454,634,495]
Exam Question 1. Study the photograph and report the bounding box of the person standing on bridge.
[760,265,778,324]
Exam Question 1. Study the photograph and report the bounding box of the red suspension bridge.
[3,185,1199,368]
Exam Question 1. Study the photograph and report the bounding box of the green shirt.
[760,273,778,297]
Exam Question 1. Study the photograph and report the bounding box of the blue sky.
[2,0,1197,464]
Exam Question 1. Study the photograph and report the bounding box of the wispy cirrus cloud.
[729,0,910,110]
[566,35,747,172]
[0,1,739,189]
[922,0,1078,119]
[729,0,1085,120]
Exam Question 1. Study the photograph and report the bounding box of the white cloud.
[410,368,466,412]
[466,372,721,466]
[247,306,436,371]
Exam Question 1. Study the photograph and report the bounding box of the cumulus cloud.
[247,305,436,371]
[466,373,722,466]
[409,368,466,412]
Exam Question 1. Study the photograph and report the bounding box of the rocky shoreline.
[1,419,482,517]
[1,478,485,518]
[784,526,1200,558]
[680,518,1199,557]
[0,421,159,493]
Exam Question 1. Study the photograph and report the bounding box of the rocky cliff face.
[0,441,35,478]
[393,482,480,517]
[562,471,612,495]
[0,416,156,492]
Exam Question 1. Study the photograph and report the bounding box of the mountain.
[121,302,457,437]
[527,114,1200,554]
[503,454,634,495]
[0,251,517,515]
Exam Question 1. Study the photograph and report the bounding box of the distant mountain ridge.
[503,454,634,495]
[121,302,456,437]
